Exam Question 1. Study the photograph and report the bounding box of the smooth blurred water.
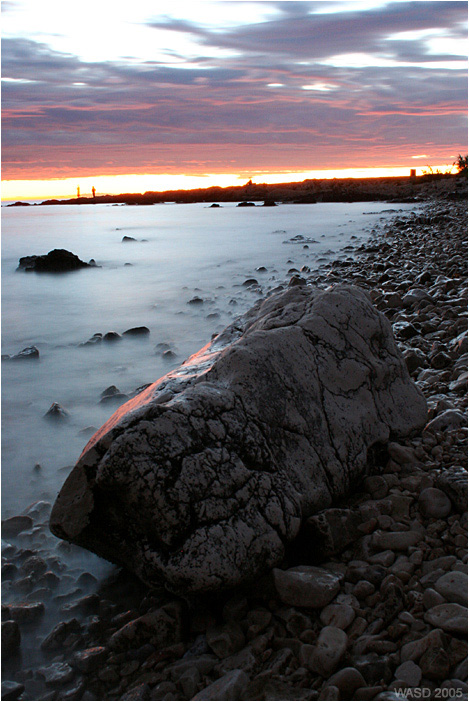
[1,200,416,516]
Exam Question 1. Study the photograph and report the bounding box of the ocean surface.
[2,200,419,517]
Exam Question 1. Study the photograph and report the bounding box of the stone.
[394,661,422,686]
[73,646,108,673]
[50,286,427,593]
[17,249,91,273]
[37,661,75,686]
[273,566,341,608]
[41,619,82,649]
[307,626,348,675]
[436,468,468,512]
[2,620,21,658]
[400,629,446,662]
[1,681,25,701]
[103,331,122,342]
[419,646,451,681]
[109,603,183,651]
[120,684,151,700]
[418,488,452,518]
[434,572,468,606]
[371,530,421,551]
[206,623,245,658]
[424,604,468,636]
[295,508,361,561]
[192,669,249,700]
[44,402,70,422]
[2,515,33,537]
[425,410,466,432]
[3,601,45,623]
[320,603,355,630]
[8,345,40,361]
[326,667,365,694]
[122,326,150,336]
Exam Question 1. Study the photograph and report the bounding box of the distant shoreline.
[5,172,466,208]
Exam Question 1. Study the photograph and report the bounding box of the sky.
[1,0,468,199]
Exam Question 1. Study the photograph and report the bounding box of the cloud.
[2,1,467,180]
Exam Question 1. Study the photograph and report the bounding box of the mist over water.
[2,201,417,517]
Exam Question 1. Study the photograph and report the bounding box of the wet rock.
[419,646,451,681]
[242,278,259,287]
[8,345,40,361]
[2,620,21,658]
[122,326,150,336]
[2,515,34,537]
[37,661,75,686]
[326,667,366,695]
[3,601,45,623]
[51,285,427,594]
[425,409,466,432]
[1,681,25,700]
[206,622,245,658]
[44,402,70,423]
[73,646,108,673]
[394,660,422,686]
[41,619,81,650]
[122,236,137,242]
[436,468,468,512]
[109,603,183,651]
[17,249,92,273]
[319,603,355,630]
[103,331,122,342]
[188,296,204,305]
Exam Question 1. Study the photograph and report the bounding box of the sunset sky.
[2,0,468,200]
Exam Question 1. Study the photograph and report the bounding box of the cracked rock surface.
[50,285,427,593]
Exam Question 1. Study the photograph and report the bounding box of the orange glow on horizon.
[1,165,458,202]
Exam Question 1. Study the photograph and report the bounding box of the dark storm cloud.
[2,1,467,179]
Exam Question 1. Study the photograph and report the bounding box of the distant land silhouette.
[7,172,467,207]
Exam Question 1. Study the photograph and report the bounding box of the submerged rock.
[17,249,92,273]
[50,285,427,594]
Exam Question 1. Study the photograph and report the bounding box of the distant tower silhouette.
[92,186,96,198]
[77,186,80,198]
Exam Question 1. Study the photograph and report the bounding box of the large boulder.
[17,249,92,273]
[50,285,427,593]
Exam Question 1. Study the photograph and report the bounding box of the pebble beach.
[2,181,467,702]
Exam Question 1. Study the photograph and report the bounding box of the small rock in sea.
[188,296,204,305]
[237,201,255,207]
[162,350,176,360]
[100,385,121,399]
[37,661,75,686]
[2,515,34,537]
[80,333,102,347]
[100,393,129,406]
[44,402,69,423]
[122,326,150,336]
[73,646,108,673]
[78,426,97,437]
[242,278,258,287]
[17,249,92,273]
[88,258,98,267]
[103,331,122,342]
[122,236,137,242]
[4,601,45,623]
[8,346,40,361]
[210,203,220,208]
[256,266,267,272]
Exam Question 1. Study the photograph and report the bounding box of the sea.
[1,200,420,518]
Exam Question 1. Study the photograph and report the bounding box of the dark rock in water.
[123,326,150,336]
[1,681,25,700]
[2,515,34,537]
[7,346,40,361]
[17,249,91,273]
[289,276,307,287]
[122,236,137,242]
[101,385,120,399]
[88,258,98,267]
[237,201,255,207]
[50,285,427,594]
[2,620,21,658]
[80,333,102,347]
[100,393,130,406]
[256,266,268,273]
[242,278,258,287]
[78,426,98,437]
[210,203,220,208]
[188,297,204,305]
[263,199,277,206]
[103,331,122,342]
[44,402,69,423]
[163,350,176,360]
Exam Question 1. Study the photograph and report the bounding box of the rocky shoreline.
[2,190,467,701]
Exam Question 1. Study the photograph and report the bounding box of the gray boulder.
[50,285,427,593]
